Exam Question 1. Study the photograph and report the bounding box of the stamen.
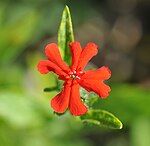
[69,71,81,80]
[73,71,76,74]
[76,76,81,79]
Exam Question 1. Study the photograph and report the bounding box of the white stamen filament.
[76,76,80,79]
[69,72,81,80]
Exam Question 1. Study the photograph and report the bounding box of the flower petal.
[37,60,68,79]
[51,81,71,113]
[81,66,111,81]
[69,80,88,116]
[78,79,111,98]
[45,43,70,73]
[69,42,82,71]
[77,42,98,71]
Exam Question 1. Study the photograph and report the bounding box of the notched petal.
[45,43,70,73]
[78,79,111,98]
[37,60,51,74]
[69,81,88,116]
[77,42,98,71]
[69,42,82,71]
[37,60,68,79]
[82,66,111,81]
[51,82,71,113]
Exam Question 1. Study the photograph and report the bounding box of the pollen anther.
[69,71,80,80]
[76,76,81,79]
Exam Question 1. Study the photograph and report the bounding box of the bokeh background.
[0,0,150,146]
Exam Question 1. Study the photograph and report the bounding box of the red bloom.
[37,42,111,116]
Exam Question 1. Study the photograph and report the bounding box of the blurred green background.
[0,0,150,146]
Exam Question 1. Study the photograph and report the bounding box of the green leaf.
[93,84,150,125]
[80,88,98,108]
[53,111,66,117]
[81,109,123,129]
[43,86,58,92]
[84,96,99,108]
[58,5,74,65]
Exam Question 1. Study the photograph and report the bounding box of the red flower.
[37,42,111,116]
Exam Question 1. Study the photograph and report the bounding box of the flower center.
[69,71,81,80]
